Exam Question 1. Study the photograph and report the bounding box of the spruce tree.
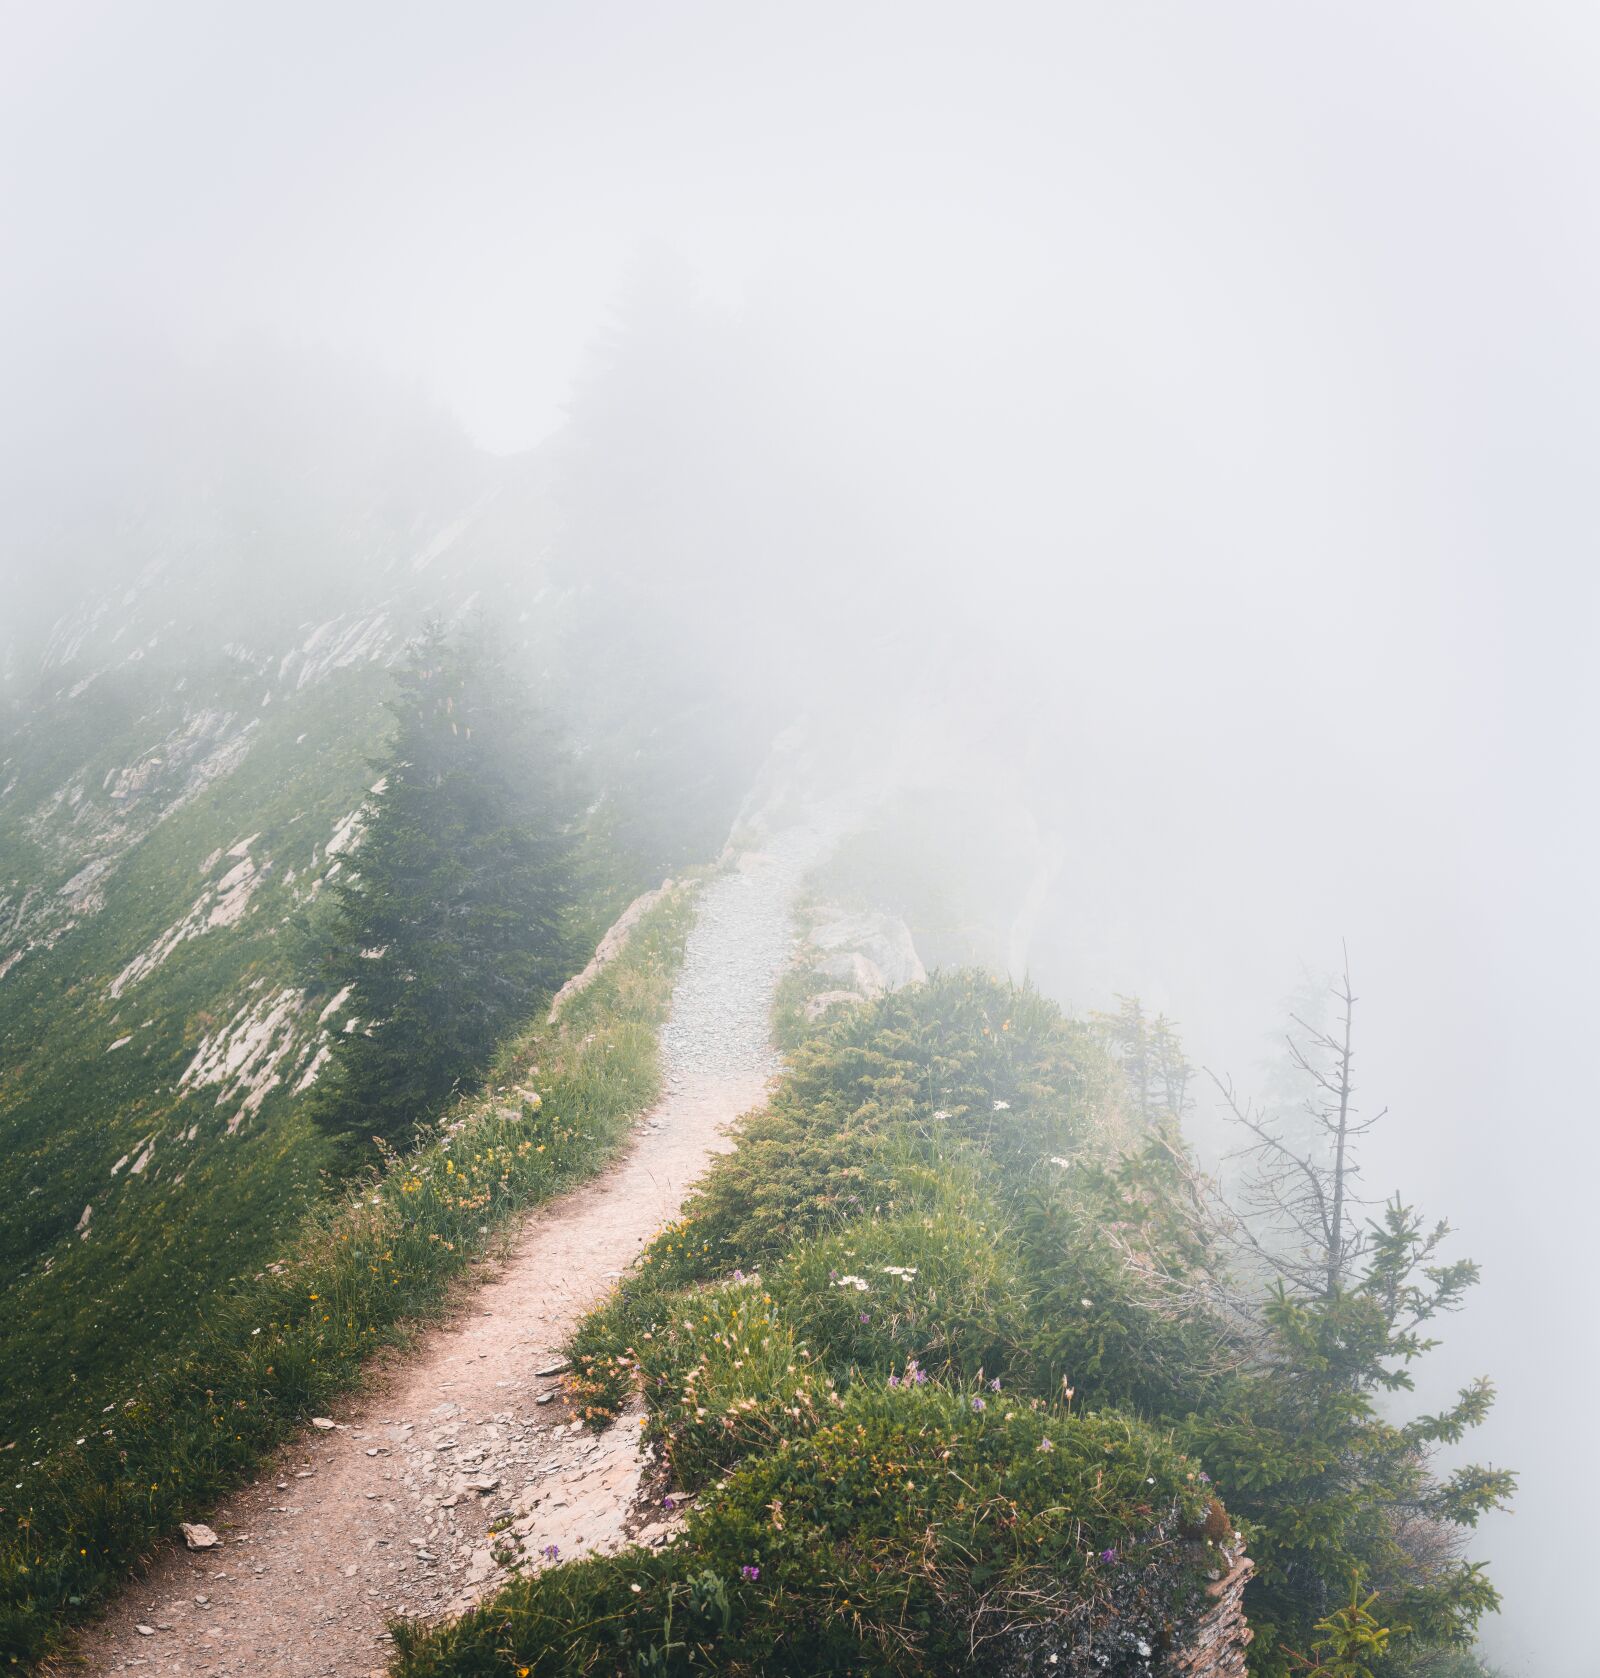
[311,624,577,1164]
[1183,964,1515,1672]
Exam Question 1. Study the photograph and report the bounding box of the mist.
[4,5,1595,1672]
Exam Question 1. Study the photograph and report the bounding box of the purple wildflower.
[909,1362,928,1386]
[740,1564,761,1582]
[859,1312,870,1324]
[732,1268,744,1282]
[663,1496,677,1511]
[971,1396,986,1412]
[828,1268,838,1281]
[1198,1472,1211,1484]
[988,1377,1002,1392]
[542,1543,561,1561]
[1098,1548,1117,1565]
[888,1373,901,1388]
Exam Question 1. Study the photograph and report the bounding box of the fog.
[4,5,1596,1671]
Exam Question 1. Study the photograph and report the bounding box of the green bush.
[392,973,1231,1677]
[1012,1153,1232,1421]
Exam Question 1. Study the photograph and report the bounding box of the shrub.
[396,974,1239,1677]
[1013,1153,1232,1421]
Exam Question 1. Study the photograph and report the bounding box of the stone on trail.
[180,1522,221,1550]
[311,1417,337,1430]
[534,1359,569,1377]
[135,1624,155,1636]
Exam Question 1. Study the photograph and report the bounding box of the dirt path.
[69,825,832,1677]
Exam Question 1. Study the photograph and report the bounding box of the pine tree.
[310,624,578,1164]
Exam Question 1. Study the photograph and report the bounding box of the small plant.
[1286,1591,1391,1677]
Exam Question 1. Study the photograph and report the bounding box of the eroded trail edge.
[73,826,831,1678]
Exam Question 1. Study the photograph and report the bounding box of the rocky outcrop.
[794,905,927,1025]
[1166,1549,1254,1678]
[548,880,676,1022]
[808,908,926,996]
[802,987,870,1023]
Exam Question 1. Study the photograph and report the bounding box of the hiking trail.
[69,822,833,1678]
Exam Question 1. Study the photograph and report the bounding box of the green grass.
[0,659,393,1447]
[0,884,695,1671]
[390,973,1232,1678]
[0,648,655,1461]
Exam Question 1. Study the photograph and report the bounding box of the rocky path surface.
[69,825,833,1678]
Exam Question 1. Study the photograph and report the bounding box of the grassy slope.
[0,882,696,1668]
[0,656,394,1450]
[389,973,1232,1678]
[0,633,655,1458]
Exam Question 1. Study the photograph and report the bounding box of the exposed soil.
[66,825,831,1677]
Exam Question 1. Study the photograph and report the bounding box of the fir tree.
[311,624,578,1164]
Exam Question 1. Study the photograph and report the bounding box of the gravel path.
[67,823,833,1678]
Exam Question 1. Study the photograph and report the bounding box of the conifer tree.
[311,624,578,1164]
[1092,994,1193,1125]
[1179,962,1515,1673]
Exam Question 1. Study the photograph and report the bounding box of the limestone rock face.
[1165,1549,1254,1678]
[547,881,675,1022]
[808,910,926,996]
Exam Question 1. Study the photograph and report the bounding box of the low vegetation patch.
[399,966,1510,1677]
[0,887,694,1670]
[390,1387,1217,1678]
[392,975,1228,1676]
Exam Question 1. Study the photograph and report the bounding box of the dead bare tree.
[1207,949,1384,1300]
